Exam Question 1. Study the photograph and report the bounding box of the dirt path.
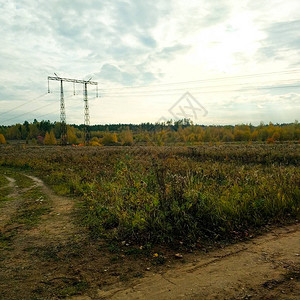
[24,175,77,244]
[99,224,299,300]
[0,172,83,300]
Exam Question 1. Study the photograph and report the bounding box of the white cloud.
[0,0,299,125]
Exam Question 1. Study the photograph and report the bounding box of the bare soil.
[108,224,299,300]
[0,171,299,300]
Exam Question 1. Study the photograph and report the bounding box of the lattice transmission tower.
[48,74,98,145]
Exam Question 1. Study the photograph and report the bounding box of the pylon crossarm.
[48,76,98,85]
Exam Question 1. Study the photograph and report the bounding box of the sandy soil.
[107,224,299,300]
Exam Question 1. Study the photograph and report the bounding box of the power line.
[100,79,300,97]
[1,69,299,126]
[100,83,300,98]
[32,94,77,121]
[1,102,56,124]
[100,69,300,91]
[0,93,75,120]
[0,93,48,116]
[35,109,60,120]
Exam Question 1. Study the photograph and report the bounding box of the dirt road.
[0,171,82,299]
[106,224,299,300]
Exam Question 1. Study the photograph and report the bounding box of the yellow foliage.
[272,131,280,141]
[49,131,57,144]
[102,132,118,145]
[120,129,134,145]
[112,133,118,143]
[89,141,102,146]
[0,134,6,144]
[44,130,57,145]
[43,132,50,145]
[67,126,78,144]
[91,137,99,143]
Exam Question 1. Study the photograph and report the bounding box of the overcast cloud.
[0,0,299,125]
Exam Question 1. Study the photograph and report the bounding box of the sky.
[0,0,300,126]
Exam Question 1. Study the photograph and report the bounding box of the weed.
[0,145,299,247]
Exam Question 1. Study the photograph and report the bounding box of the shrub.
[266,137,275,144]
[0,134,6,144]
[120,130,134,146]
[102,132,118,145]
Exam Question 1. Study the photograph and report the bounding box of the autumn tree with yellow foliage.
[67,126,78,144]
[119,129,134,145]
[0,134,6,144]
[44,130,57,145]
[102,132,118,145]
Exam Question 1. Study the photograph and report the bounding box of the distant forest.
[0,119,299,145]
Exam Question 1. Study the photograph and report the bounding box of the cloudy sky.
[0,0,300,125]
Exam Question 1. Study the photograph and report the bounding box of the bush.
[0,134,6,144]
[120,130,134,146]
[102,132,118,146]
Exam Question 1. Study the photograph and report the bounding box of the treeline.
[0,119,299,145]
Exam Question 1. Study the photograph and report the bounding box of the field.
[1,143,299,243]
[0,143,299,299]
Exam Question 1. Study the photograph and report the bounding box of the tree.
[120,129,134,145]
[102,132,118,145]
[0,134,6,144]
[44,130,57,145]
[7,125,21,139]
[44,132,51,145]
[49,130,57,145]
[234,125,251,141]
[67,126,78,144]
[222,131,234,142]
[28,124,39,139]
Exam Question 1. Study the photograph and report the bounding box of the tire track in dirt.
[104,224,299,300]
[23,175,78,244]
[0,172,84,300]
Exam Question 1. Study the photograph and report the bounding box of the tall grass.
[0,144,299,245]
[81,154,300,244]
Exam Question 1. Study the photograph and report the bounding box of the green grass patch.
[9,187,50,229]
[0,167,33,189]
[59,280,89,297]
[0,231,14,249]
[33,278,89,299]
[0,174,9,187]
[0,186,12,205]
[0,173,13,205]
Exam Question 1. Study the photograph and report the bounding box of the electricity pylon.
[48,74,98,145]
[83,82,91,144]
